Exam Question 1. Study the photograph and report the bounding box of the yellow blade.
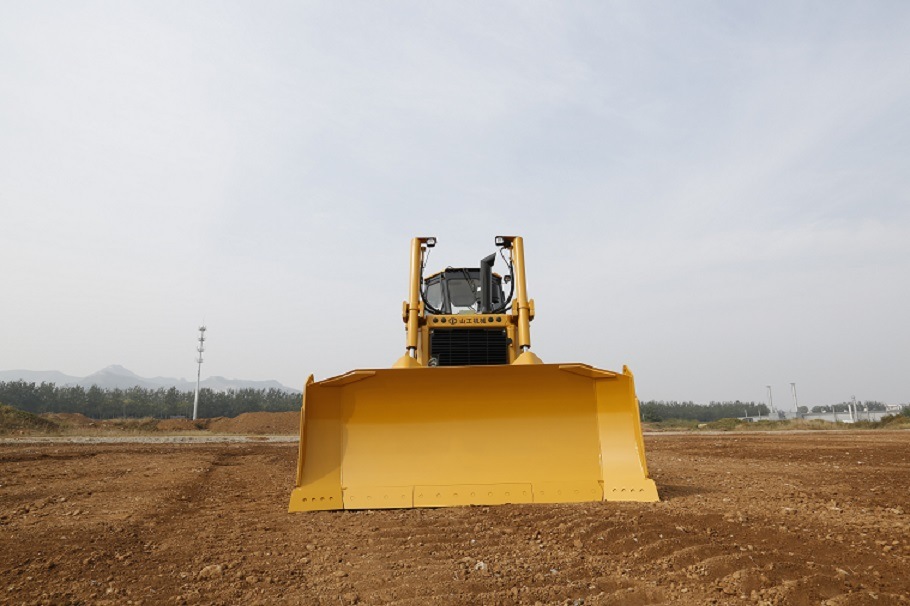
[289,363,657,511]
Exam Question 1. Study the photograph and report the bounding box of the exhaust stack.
[479,253,495,314]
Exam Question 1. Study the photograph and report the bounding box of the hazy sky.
[2,2,908,407]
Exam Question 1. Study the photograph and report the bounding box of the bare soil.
[1,432,908,605]
[0,408,301,436]
[154,412,299,435]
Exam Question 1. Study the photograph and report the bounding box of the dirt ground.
[20,410,301,436]
[1,432,908,605]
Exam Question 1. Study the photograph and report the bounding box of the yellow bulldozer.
[289,236,658,511]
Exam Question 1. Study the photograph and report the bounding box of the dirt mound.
[40,412,94,426]
[207,411,299,434]
[3,411,299,435]
[101,418,160,432]
[0,404,60,434]
[156,418,208,432]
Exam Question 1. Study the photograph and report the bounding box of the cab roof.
[425,268,503,281]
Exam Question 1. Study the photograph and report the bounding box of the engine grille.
[429,329,509,366]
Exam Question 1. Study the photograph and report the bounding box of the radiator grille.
[429,329,509,366]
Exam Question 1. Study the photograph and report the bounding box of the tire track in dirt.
[2,433,909,605]
[0,444,230,604]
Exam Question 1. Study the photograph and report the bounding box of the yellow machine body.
[289,236,658,511]
[290,363,656,511]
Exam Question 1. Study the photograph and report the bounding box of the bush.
[642,410,663,423]
[878,414,910,428]
[704,418,742,431]
[0,403,60,434]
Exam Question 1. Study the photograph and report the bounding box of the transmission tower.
[193,325,206,420]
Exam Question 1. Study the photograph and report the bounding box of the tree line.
[640,400,906,422]
[0,380,301,419]
[3,380,901,422]
[639,400,769,423]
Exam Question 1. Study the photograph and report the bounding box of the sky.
[1,1,908,407]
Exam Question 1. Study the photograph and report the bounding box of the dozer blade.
[289,363,658,511]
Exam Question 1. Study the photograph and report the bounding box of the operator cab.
[423,269,507,315]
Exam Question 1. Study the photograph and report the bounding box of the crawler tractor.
[289,236,658,511]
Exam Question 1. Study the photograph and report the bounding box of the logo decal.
[442,316,496,325]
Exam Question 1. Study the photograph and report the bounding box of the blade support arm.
[402,237,434,359]
[512,236,533,352]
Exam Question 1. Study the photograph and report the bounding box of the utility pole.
[193,325,206,421]
[790,382,799,414]
[850,395,857,423]
[766,385,774,418]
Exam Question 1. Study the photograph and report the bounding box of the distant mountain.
[80,365,151,390]
[0,365,300,393]
[0,369,81,384]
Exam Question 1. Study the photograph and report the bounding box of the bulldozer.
[289,236,658,511]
